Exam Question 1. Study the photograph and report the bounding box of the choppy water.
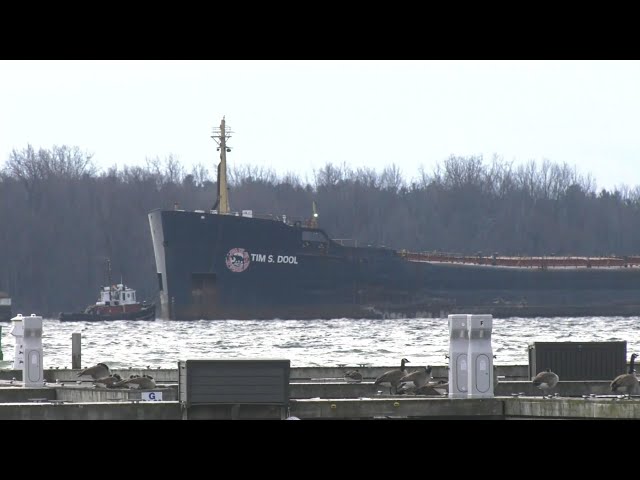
[1,317,638,370]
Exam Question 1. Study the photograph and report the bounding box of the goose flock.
[77,363,157,389]
[370,359,448,395]
[374,358,411,394]
[349,352,640,400]
[79,353,640,399]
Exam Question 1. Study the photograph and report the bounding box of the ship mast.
[106,258,113,302]
[211,116,232,214]
[106,258,112,286]
[310,201,319,228]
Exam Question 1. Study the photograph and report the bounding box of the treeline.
[2,145,640,316]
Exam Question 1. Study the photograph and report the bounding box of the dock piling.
[71,332,81,369]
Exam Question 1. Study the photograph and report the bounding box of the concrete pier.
[0,365,638,419]
[504,396,640,419]
[0,394,639,420]
[0,368,177,383]
[0,383,176,403]
[289,396,640,420]
[290,397,504,419]
[0,401,180,420]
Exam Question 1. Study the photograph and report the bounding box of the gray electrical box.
[448,314,469,398]
[528,341,626,381]
[23,314,43,387]
[468,314,493,398]
[178,359,290,407]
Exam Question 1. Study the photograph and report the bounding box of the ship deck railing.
[401,251,640,269]
[190,208,321,228]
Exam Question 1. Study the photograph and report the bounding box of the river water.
[1,316,638,370]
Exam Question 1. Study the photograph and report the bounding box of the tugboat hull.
[59,305,156,322]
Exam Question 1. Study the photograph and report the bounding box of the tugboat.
[59,261,155,321]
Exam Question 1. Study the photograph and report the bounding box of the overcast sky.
[1,60,638,190]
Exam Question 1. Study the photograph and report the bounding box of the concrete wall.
[504,397,640,419]
[290,397,504,419]
[185,404,287,420]
[0,401,181,420]
[0,387,56,403]
[0,390,639,419]
[55,386,177,403]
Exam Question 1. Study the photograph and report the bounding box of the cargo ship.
[148,118,640,320]
[0,292,11,322]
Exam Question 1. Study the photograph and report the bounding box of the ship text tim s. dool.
[250,253,298,264]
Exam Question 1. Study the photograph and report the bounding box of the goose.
[119,374,156,389]
[396,382,417,395]
[399,365,433,389]
[112,374,139,388]
[374,358,410,394]
[343,370,363,383]
[77,363,110,380]
[415,380,448,396]
[611,353,639,397]
[532,368,559,398]
[94,373,122,388]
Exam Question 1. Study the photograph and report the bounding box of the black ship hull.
[59,305,156,322]
[0,295,11,322]
[148,209,640,320]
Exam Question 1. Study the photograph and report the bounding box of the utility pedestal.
[12,314,44,387]
[448,314,470,398]
[467,314,494,398]
[22,314,43,387]
[10,314,24,370]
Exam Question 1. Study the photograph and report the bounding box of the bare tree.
[2,147,640,315]
[380,163,404,192]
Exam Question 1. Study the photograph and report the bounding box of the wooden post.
[72,332,81,369]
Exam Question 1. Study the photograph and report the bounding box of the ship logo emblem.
[225,248,250,273]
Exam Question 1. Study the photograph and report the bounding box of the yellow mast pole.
[212,116,232,214]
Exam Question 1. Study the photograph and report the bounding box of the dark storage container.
[528,341,627,381]
[178,359,290,407]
